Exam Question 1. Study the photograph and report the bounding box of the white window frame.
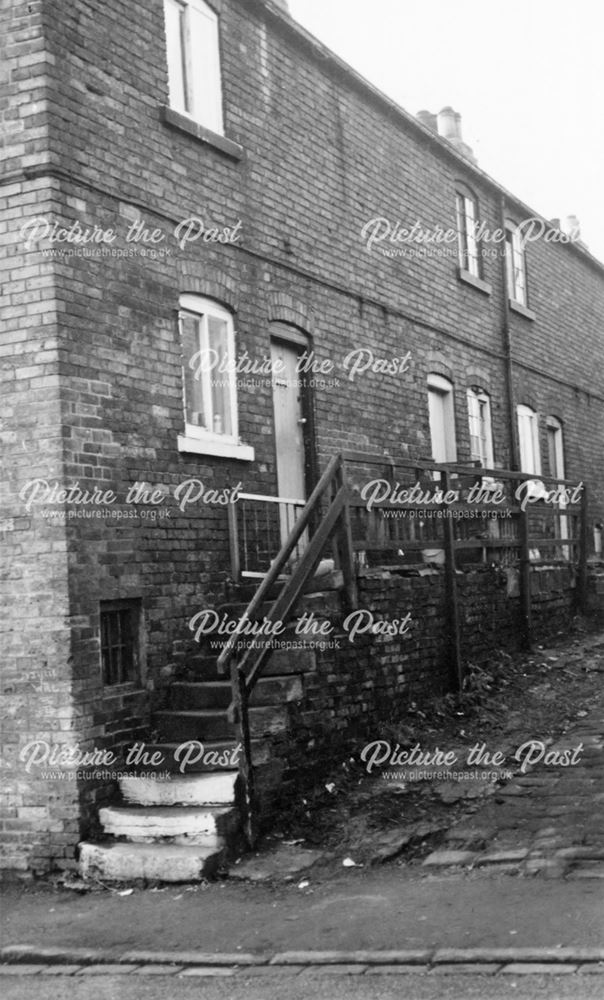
[456,191,480,278]
[517,404,541,475]
[177,294,254,461]
[427,374,457,463]
[505,221,528,306]
[546,416,569,558]
[164,0,224,135]
[467,387,494,467]
[546,416,565,479]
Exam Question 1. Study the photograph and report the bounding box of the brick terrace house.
[1,0,603,876]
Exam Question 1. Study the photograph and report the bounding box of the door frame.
[269,323,318,501]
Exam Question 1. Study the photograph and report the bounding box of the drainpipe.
[499,194,520,471]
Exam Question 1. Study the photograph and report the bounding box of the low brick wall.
[253,563,579,822]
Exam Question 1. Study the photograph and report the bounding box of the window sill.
[509,298,536,321]
[457,267,492,296]
[178,434,255,461]
[160,105,243,161]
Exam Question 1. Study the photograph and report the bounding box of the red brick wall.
[2,0,603,871]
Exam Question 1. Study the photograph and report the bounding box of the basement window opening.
[100,600,141,686]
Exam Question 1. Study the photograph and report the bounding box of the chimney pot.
[416,109,438,132]
[562,214,581,240]
[437,106,460,140]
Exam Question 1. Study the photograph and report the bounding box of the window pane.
[188,2,223,133]
[164,0,187,113]
[208,315,232,435]
[465,198,479,276]
[518,408,539,474]
[429,384,456,463]
[456,194,467,268]
[181,313,207,428]
[511,230,527,303]
[467,390,481,461]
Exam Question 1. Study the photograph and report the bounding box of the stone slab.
[501,963,578,974]
[422,850,476,867]
[298,965,367,975]
[76,965,139,975]
[78,841,219,882]
[178,967,235,977]
[229,846,323,882]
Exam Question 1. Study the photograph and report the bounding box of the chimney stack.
[561,214,581,241]
[416,109,438,133]
[417,106,477,165]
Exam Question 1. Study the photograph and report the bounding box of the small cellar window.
[100,600,140,686]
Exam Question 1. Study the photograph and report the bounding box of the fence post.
[441,471,463,693]
[334,458,358,610]
[232,665,258,848]
[576,483,589,615]
[518,487,532,650]
[227,501,240,583]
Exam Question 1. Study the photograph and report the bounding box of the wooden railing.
[217,454,357,844]
[220,450,588,844]
[227,492,307,579]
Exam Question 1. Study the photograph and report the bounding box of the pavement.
[1,633,603,986]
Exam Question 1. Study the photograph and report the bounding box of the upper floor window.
[164,0,224,135]
[180,295,236,442]
[467,387,494,467]
[505,221,528,306]
[428,374,457,463]
[456,189,481,278]
[517,404,541,474]
[546,416,565,480]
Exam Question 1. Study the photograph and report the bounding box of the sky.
[288,0,604,263]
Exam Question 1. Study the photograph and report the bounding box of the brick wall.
[253,564,579,819]
[2,0,603,871]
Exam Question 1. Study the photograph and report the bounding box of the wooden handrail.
[221,453,356,846]
[217,453,342,674]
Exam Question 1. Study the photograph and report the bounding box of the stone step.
[154,703,290,741]
[125,739,269,774]
[153,709,232,742]
[99,804,238,846]
[297,590,342,616]
[168,675,303,711]
[169,681,232,710]
[262,646,317,675]
[302,568,343,593]
[216,600,292,621]
[78,841,223,882]
[120,771,238,807]
[179,654,222,681]
[122,739,242,774]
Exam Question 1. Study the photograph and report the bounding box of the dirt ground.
[258,625,604,873]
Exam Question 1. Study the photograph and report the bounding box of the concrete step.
[122,739,241,774]
[179,654,222,681]
[98,804,238,846]
[297,590,342,615]
[216,600,292,621]
[262,645,316,675]
[125,739,269,773]
[169,675,303,711]
[120,771,238,807]
[302,568,343,593]
[78,841,223,882]
[169,681,231,710]
[153,709,232,742]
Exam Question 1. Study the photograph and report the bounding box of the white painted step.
[78,841,222,882]
[120,772,237,807]
[99,805,232,846]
